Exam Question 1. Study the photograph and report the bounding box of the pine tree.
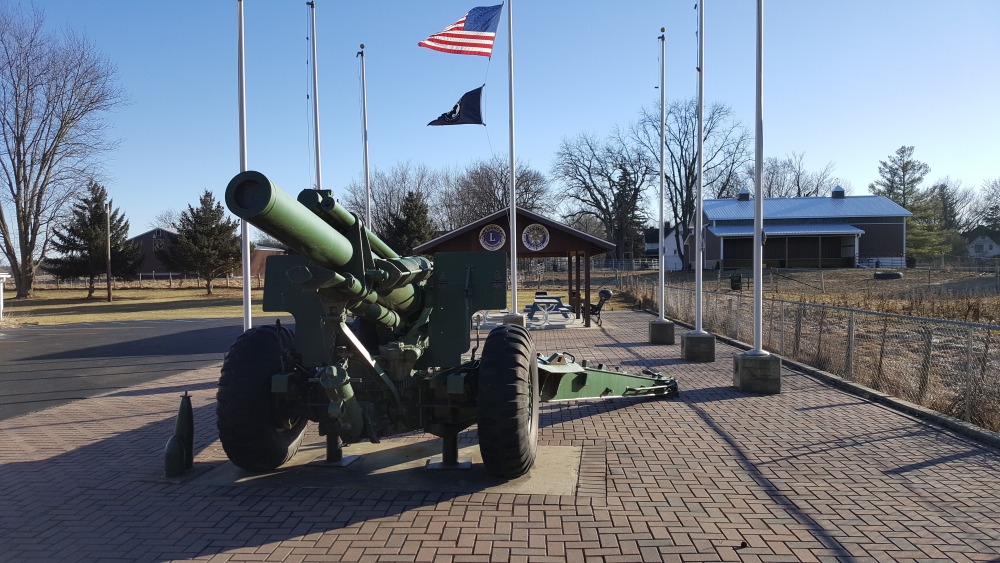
[868,146,931,209]
[156,190,241,295]
[906,190,951,263]
[46,182,142,298]
[384,191,435,256]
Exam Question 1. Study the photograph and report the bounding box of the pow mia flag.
[428,86,484,126]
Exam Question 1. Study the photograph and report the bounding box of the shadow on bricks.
[0,400,469,563]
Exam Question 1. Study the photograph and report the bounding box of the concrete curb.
[642,308,1000,451]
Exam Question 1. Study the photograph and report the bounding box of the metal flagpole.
[507,0,519,320]
[358,45,371,226]
[693,0,705,334]
[751,0,768,355]
[238,0,251,332]
[658,30,666,321]
[308,1,323,192]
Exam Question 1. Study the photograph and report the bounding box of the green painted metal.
[423,251,507,368]
[227,171,355,269]
[537,354,679,401]
[297,189,399,259]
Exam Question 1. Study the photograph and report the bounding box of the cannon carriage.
[219,171,677,478]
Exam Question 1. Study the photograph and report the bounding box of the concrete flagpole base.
[680,332,716,362]
[502,313,526,327]
[649,319,675,345]
[733,353,782,394]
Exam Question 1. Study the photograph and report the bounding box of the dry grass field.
[1,287,267,326]
[610,266,1000,323]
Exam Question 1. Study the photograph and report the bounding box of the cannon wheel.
[217,323,307,471]
[477,324,539,478]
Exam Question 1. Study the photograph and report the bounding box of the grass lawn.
[1,284,624,327]
[2,287,268,326]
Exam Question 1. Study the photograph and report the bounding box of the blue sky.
[25,0,1000,237]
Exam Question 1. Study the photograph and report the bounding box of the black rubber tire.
[477,324,539,478]
[217,323,307,471]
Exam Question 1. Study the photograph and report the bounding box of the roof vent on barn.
[832,185,845,199]
[736,187,750,201]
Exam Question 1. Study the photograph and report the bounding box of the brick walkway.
[1,310,999,562]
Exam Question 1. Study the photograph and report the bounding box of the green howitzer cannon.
[219,171,677,478]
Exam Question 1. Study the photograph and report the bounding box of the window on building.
[154,229,161,238]
[976,244,984,253]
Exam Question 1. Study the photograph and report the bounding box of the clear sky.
[23,0,1000,237]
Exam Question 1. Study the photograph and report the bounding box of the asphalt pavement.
[0,317,290,421]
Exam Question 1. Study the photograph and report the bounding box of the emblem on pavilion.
[521,223,549,252]
[479,224,506,251]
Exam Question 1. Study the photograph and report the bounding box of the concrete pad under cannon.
[681,331,716,362]
[648,319,675,345]
[733,352,782,394]
[189,436,581,496]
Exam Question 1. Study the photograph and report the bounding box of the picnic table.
[525,295,572,325]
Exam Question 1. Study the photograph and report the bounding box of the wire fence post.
[846,311,855,380]
[735,294,742,341]
[965,326,974,422]
[917,327,933,404]
[780,301,785,355]
[793,306,803,356]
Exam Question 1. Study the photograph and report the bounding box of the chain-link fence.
[619,275,1000,433]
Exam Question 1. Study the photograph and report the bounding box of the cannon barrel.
[225,171,431,327]
[226,171,355,270]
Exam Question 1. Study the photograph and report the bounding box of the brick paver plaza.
[2,310,999,562]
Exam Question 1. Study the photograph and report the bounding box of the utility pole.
[105,202,112,302]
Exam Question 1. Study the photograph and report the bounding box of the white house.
[644,224,684,270]
[967,235,1000,258]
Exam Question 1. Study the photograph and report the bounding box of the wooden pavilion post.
[567,251,574,315]
[575,252,582,319]
[584,248,591,327]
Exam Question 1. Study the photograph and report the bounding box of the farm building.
[128,227,282,278]
[128,227,177,276]
[685,186,912,270]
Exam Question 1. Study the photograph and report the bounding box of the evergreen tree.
[868,146,931,209]
[906,190,951,263]
[384,191,435,256]
[46,182,142,298]
[156,189,241,295]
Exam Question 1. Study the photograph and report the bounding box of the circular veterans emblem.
[479,224,506,251]
[521,223,550,252]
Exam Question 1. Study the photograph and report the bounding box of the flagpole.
[505,0,521,324]
[238,0,251,332]
[649,28,674,345]
[358,45,371,227]
[751,0,767,355]
[308,1,323,192]
[694,0,705,335]
[658,29,666,322]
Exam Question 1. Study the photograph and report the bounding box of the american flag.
[418,4,503,57]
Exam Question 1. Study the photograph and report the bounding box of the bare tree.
[635,99,752,266]
[342,161,440,241]
[147,208,180,230]
[552,128,654,260]
[747,152,841,198]
[435,154,549,230]
[0,7,124,298]
[931,177,976,233]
